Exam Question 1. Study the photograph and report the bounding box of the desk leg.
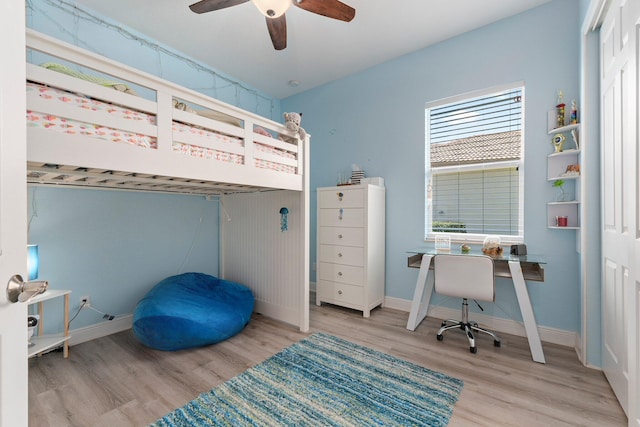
[406,254,434,331]
[509,261,546,364]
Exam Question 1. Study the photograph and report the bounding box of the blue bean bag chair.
[133,272,254,351]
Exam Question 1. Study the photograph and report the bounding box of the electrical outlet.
[80,295,91,309]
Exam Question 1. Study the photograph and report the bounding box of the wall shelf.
[547,123,580,134]
[547,149,581,181]
[546,122,581,230]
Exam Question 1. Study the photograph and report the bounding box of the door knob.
[6,275,48,303]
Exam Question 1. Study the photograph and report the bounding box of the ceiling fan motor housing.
[189,0,355,50]
[252,0,291,18]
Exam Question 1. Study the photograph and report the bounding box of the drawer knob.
[338,234,343,239]
[338,208,344,220]
[337,192,344,201]
[338,290,343,295]
[338,253,343,257]
[338,272,343,276]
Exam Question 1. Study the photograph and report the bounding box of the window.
[425,83,524,243]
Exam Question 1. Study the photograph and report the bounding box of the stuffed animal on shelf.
[279,112,306,144]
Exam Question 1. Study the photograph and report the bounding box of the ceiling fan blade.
[266,15,287,50]
[293,0,355,22]
[189,0,249,14]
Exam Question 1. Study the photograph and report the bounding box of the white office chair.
[434,253,501,353]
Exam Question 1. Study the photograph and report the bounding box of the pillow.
[40,62,139,96]
[254,126,273,137]
[197,109,243,128]
[172,99,197,113]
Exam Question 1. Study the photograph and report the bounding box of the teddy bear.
[278,112,306,144]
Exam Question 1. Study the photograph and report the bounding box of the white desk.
[406,249,547,364]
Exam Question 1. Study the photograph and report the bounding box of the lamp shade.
[27,244,39,281]
[251,0,291,17]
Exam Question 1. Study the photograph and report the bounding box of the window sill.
[425,235,524,246]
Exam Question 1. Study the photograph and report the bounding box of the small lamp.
[5,245,48,303]
[27,244,39,280]
[252,0,291,17]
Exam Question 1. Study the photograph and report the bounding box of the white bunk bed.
[25,29,310,332]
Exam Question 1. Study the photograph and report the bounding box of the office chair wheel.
[494,340,501,347]
[437,334,444,341]
[470,346,478,354]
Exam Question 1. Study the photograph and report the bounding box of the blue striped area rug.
[151,333,463,426]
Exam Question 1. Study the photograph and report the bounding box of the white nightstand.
[28,289,71,358]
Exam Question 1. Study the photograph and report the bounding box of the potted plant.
[553,179,566,201]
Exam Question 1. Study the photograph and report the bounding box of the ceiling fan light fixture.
[252,0,291,18]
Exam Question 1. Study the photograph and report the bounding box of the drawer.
[318,227,364,246]
[318,208,364,227]
[318,262,364,286]
[318,244,364,266]
[317,280,363,306]
[318,188,364,208]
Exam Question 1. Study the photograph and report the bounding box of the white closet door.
[599,0,639,422]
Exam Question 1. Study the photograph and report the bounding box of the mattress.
[26,82,297,174]
[27,82,157,148]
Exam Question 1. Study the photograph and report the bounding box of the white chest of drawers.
[316,184,385,317]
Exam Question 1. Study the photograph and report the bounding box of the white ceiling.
[71,0,551,99]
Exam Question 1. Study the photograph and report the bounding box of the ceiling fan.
[189,0,356,50]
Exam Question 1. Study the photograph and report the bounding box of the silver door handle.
[6,275,49,303]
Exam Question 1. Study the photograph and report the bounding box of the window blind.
[430,88,522,145]
[425,85,524,241]
[431,167,520,235]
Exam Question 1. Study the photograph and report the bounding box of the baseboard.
[68,292,576,350]
[69,314,133,346]
[383,296,577,348]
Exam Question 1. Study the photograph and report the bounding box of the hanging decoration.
[279,207,289,232]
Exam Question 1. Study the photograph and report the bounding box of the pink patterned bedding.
[26,82,297,174]
[26,82,157,148]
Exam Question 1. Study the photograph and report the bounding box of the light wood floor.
[29,304,627,426]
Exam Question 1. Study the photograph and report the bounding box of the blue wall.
[28,187,219,332]
[283,0,582,332]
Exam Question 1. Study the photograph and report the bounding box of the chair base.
[436,298,501,353]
